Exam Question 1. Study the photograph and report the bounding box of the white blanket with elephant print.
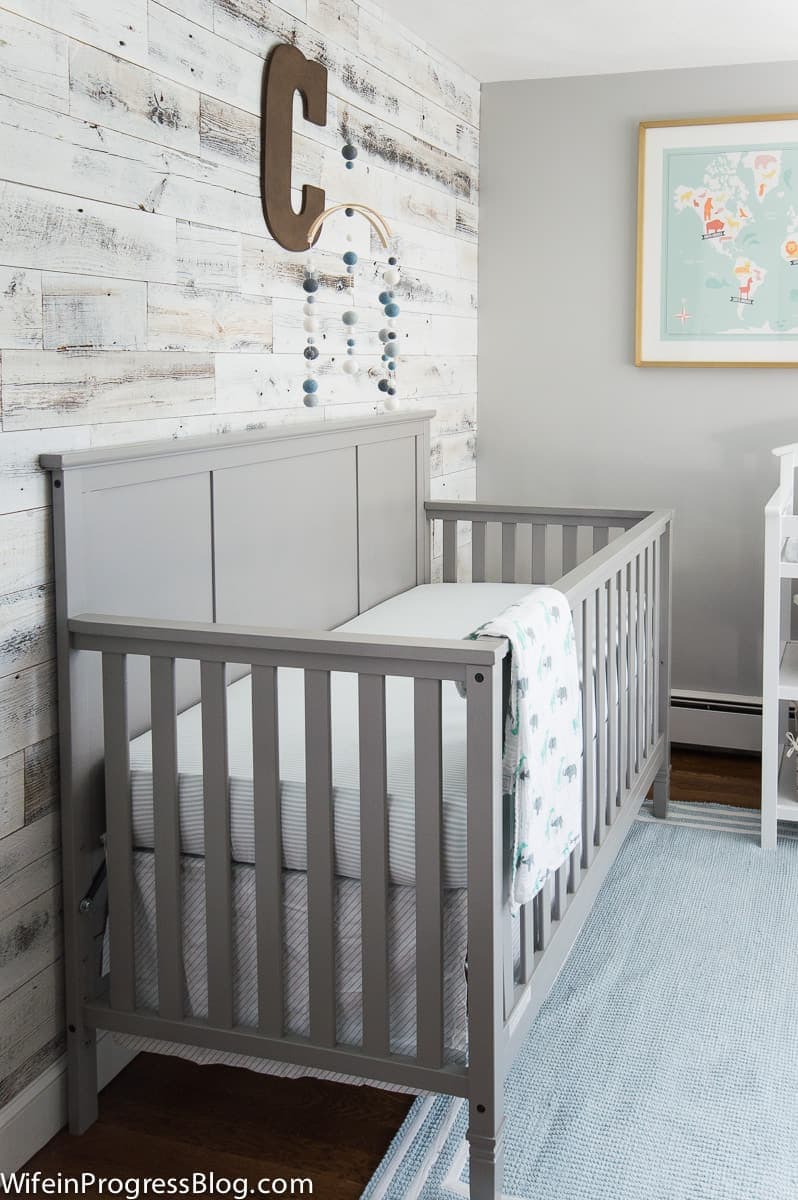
[467,587,583,908]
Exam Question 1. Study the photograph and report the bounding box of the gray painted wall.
[478,61,798,701]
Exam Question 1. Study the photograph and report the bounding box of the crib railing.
[425,502,673,1040]
[69,615,507,1096]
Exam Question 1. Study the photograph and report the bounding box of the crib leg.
[653,762,670,819]
[468,1107,505,1200]
[67,1027,98,1134]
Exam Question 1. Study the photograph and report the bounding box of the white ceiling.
[382,0,798,85]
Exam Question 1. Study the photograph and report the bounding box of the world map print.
[662,143,798,340]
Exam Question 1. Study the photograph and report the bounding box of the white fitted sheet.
[129,584,531,889]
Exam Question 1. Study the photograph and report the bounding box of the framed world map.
[636,113,798,366]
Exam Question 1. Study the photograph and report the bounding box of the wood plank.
[251,665,283,1037]
[471,521,486,582]
[42,274,147,352]
[304,669,336,1047]
[0,960,63,1098]
[0,661,56,760]
[69,41,200,155]
[581,595,596,867]
[0,846,60,923]
[176,221,241,291]
[430,431,476,480]
[357,6,479,125]
[1,0,148,60]
[0,813,59,888]
[0,93,262,238]
[442,520,457,582]
[0,508,51,595]
[148,2,266,116]
[148,285,273,353]
[0,886,62,1006]
[23,736,59,825]
[501,523,517,583]
[0,268,42,349]
[1,351,215,430]
[200,660,233,1028]
[0,752,24,840]
[0,180,177,284]
[0,582,54,680]
[359,673,389,1057]
[0,9,68,113]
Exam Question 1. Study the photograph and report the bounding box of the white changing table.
[762,442,798,846]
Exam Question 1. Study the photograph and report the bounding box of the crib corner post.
[653,517,673,820]
[465,654,507,1200]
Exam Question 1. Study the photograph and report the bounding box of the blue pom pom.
[387,386,396,396]
[388,256,397,266]
[346,161,354,170]
[378,379,389,392]
[343,251,358,266]
[303,346,319,361]
[379,292,391,305]
[382,354,389,362]
[302,277,319,293]
[388,361,396,371]
[345,207,354,217]
[342,143,358,161]
[387,331,397,340]
[342,310,359,326]
[384,302,400,318]
[302,379,318,394]
[347,338,355,347]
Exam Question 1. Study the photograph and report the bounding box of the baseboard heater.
[670,691,762,753]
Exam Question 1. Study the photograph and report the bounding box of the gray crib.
[43,411,672,1199]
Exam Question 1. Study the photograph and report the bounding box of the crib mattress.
[129,582,624,888]
[129,583,532,888]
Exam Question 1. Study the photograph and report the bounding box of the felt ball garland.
[299,200,405,412]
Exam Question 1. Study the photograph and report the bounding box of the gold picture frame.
[636,113,798,367]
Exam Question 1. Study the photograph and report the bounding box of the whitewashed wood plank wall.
[0,0,478,1110]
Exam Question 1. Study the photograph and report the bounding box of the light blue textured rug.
[364,807,798,1199]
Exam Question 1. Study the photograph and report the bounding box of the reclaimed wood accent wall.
[0,0,478,1110]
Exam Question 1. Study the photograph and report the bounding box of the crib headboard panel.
[42,411,433,741]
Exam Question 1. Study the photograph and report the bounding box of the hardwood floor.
[27,1054,414,1197]
[23,747,759,1196]
[670,746,760,809]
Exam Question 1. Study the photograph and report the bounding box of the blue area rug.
[364,812,798,1198]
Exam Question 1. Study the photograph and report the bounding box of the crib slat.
[531,524,546,585]
[553,861,568,920]
[562,525,578,574]
[501,522,517,583]
[150,656,182,1021]
[653,536,661,742]
[581,594,596,868]
[534,876,552,951]
[359,673,389,1058]
[305,669,336,1047]
[414,678,444,1067]
[647,541,656,750]
[627,558,637,785]
[596,581,608,842]
[201,660,233,1028]
[636,553,645,769]
[472,521,486,583]
[442,520,457,582]
[593,526,610,553]
[618,566,629,799]
[103,652,135,1012]
[252,665,283,1037]
[520,901,534,985]
[607,573,619,820]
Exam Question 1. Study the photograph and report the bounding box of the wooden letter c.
[262,43,328,253]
